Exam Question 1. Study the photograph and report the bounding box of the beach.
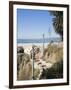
[17,43,48,55]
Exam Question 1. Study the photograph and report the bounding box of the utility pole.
[43,34,44,60]
[48,27,51,43]
[32,45,34,80]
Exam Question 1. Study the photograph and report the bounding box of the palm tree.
[50,11,63,41]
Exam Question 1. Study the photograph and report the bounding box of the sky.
[17,9,60,39]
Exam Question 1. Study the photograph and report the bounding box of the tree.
[50,11,63,41]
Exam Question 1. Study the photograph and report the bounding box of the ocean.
[17,38,61,43]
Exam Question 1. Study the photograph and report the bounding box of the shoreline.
[17,42,62,54]
[17,43,48,54]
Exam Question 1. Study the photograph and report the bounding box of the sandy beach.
[17,43,48,54]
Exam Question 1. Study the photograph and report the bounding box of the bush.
[39,60,63,79]
[46,60,63,79]
[34,68,40,79]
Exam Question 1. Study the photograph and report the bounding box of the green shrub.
[39,60,63,79]
[46,60,63,79]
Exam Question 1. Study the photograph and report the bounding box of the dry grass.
[44,43,63,64]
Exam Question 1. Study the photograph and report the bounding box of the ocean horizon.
[17,38,61,43]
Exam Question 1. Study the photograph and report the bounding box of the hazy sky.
[17,9,60,39]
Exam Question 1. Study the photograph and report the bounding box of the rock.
[17,46,24,53]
